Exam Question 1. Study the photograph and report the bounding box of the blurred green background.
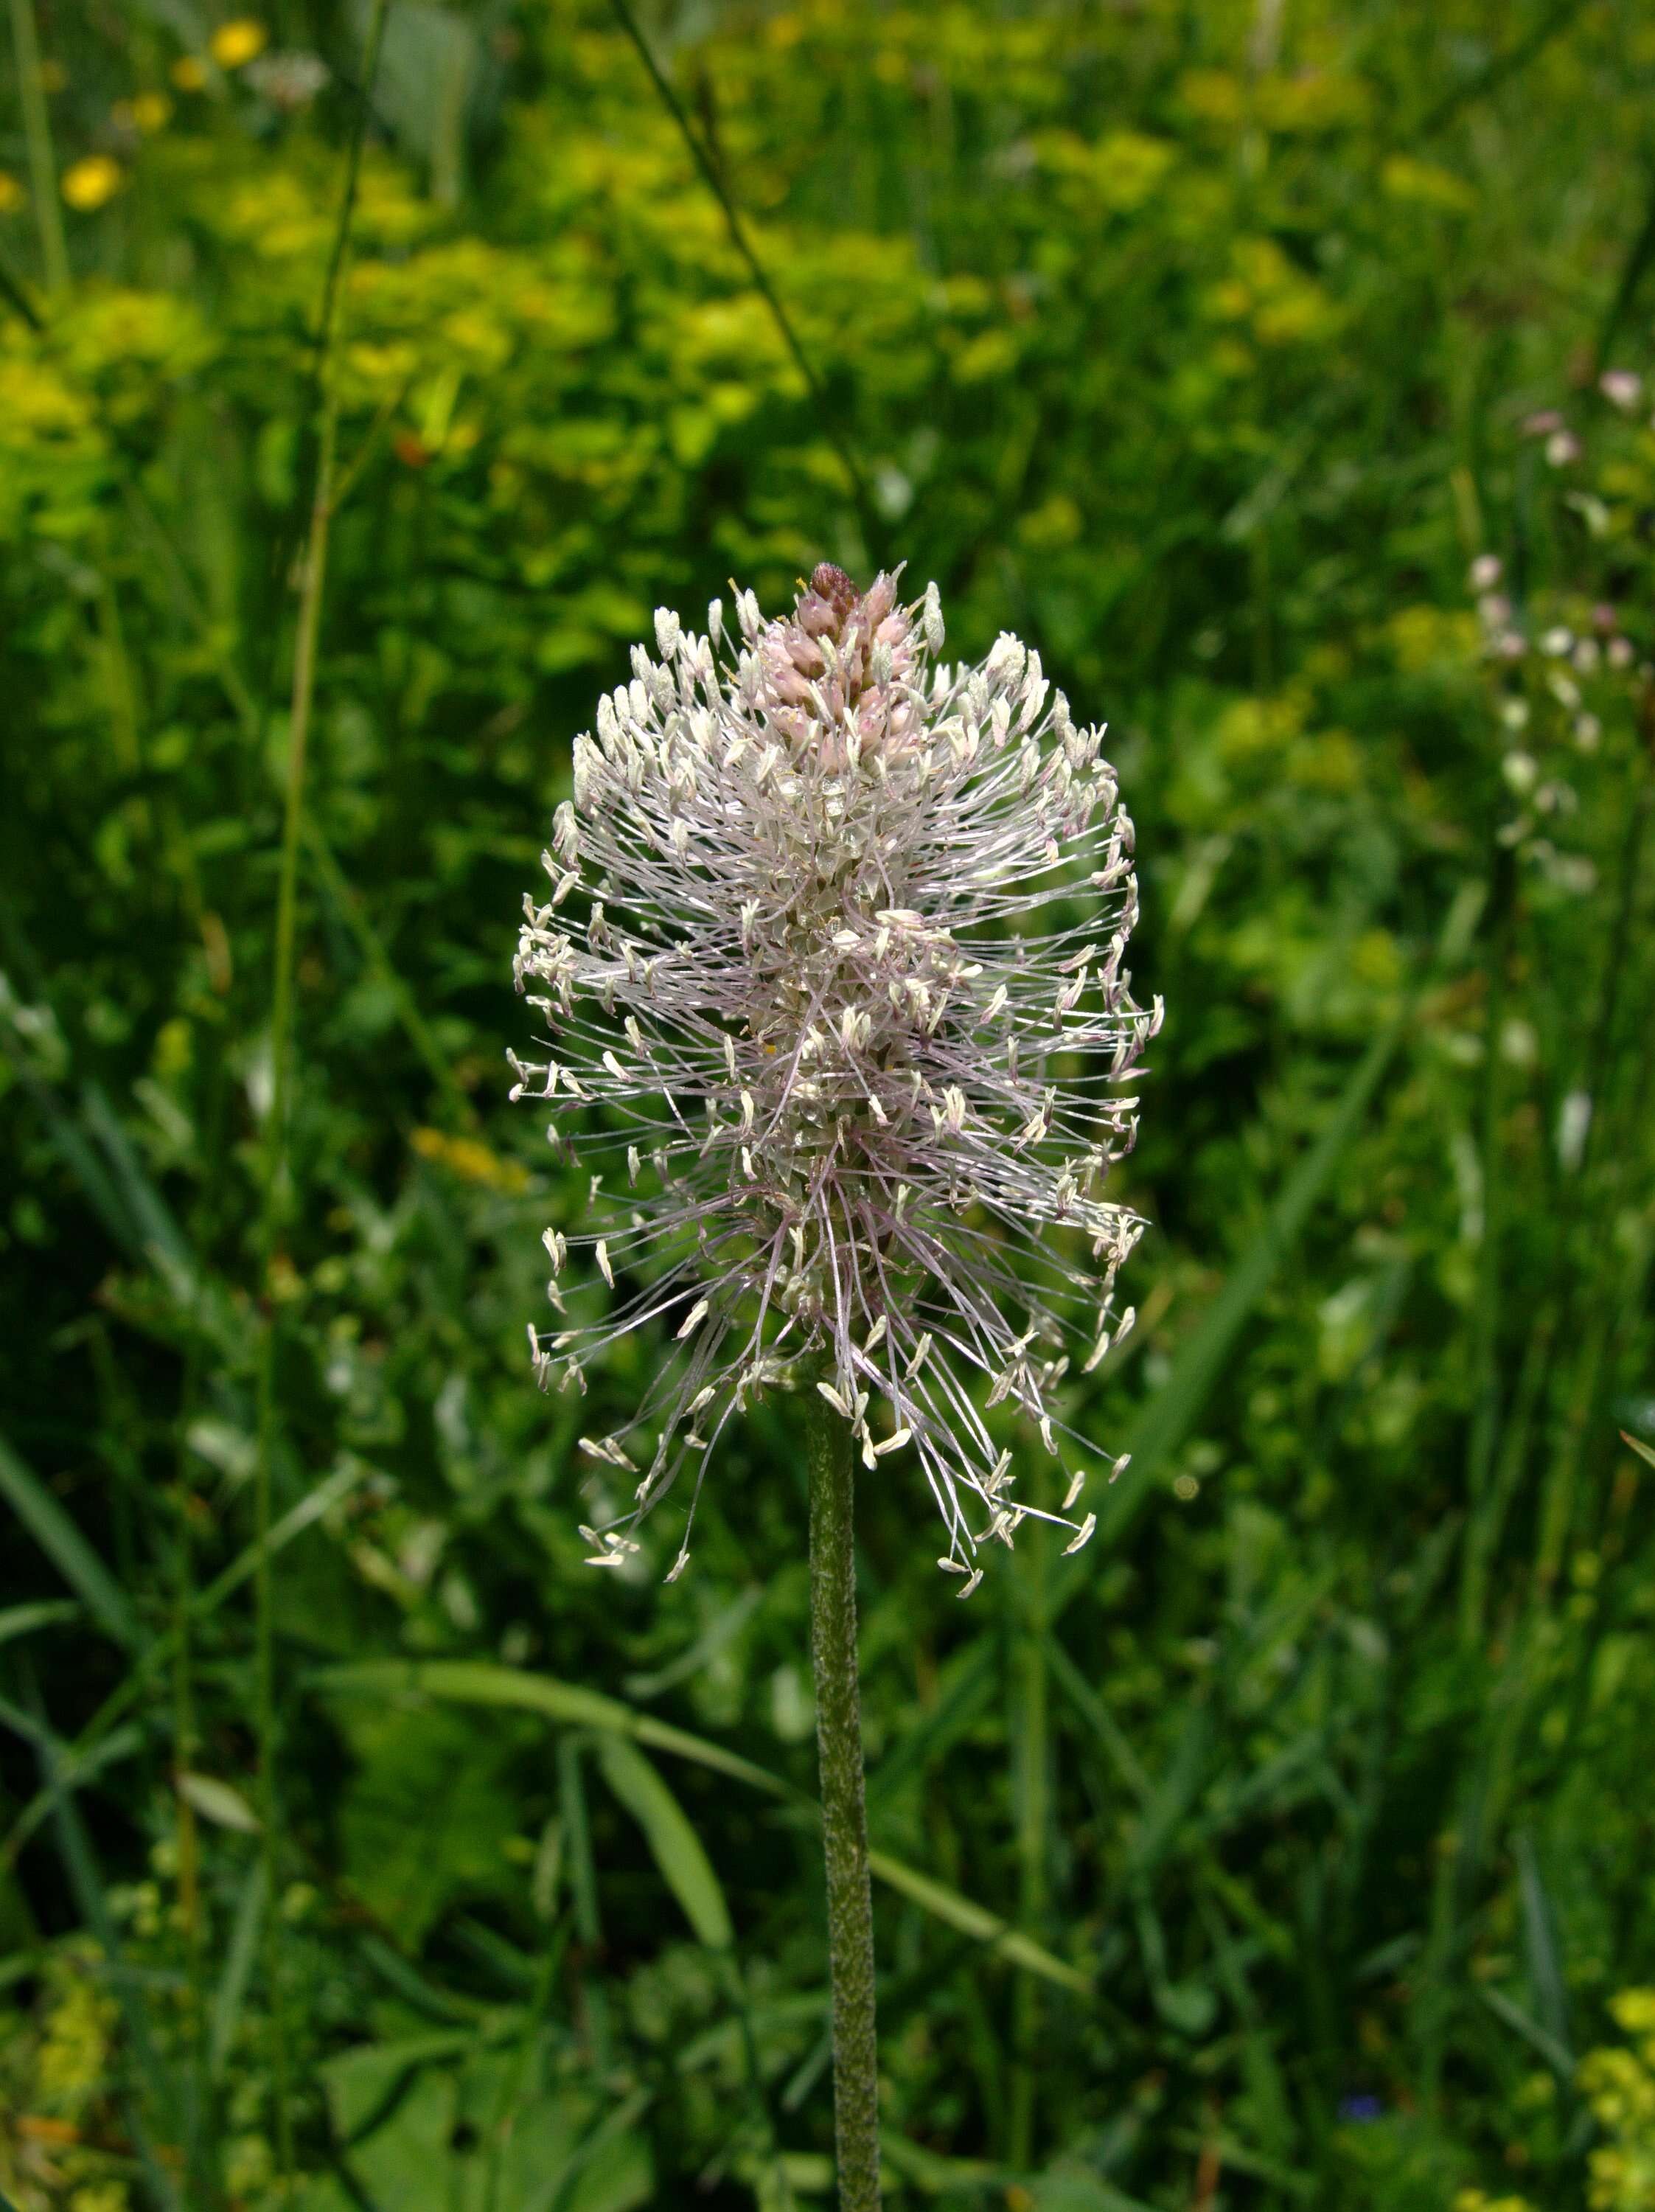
[2,1,1655,2207]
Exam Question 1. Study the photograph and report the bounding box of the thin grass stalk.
[559,1736,612,2076]
[6,0,69,296]
[173,1004,237,2197]
[1533,751,1651,1592]
[250,1,390,2174]
[805,1389,882,2212]
[718,1951,798,2208]
[604,0,883,560]
[115,473,455,1121]
[1459,847,1514,1649]
[170,1397,207,2195]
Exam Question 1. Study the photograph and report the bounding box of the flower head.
[514,566,1157,1590]
[60,156,124,212]
[244,50,330,111]
[210,18,268,69]
[1599,369,1642,412]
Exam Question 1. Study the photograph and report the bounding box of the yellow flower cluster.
[34,1960,117,2112]
[1204,235,1340,347]
[0,284,215,538]
[411,1127,530,1193]
[1580,1991,1655,2211]
[211,18,268,69]
[61,156,123,212]
[1454,1994,1655,2212]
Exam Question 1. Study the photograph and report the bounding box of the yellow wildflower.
[60,156,124,212]
[130,91,173,132]
[69,2187,129,2212]
[0,170,26,213]
[170,55,207,91]
[411,1127,529,1193]
[36,1967,118,2108]
[1576,1997,1655,2210]
[1179,69,1244,125]
[1382,153,1477,215]
[210,18,268,69]
[0,358,92,440]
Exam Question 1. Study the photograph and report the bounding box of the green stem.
[1459,846,1513,1648]
[806,1391,882,2212]
[251,1,390,2177]
[605,0,883,562]
[1007,1540,1048,2166]
[7,0,69,296]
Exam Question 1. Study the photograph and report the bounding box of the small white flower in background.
[1598,369,1642,412]
[513,565,1154,1587]
[244,51,330,111]
[1557,1089,1593,1175]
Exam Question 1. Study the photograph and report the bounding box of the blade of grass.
[1415,0,1589,138]
[623,1584,763,1700]
[310,1656,796,1798]
[0,1599,77,1646]
[195,1456,372,1615]
[15,1686,181,2208]
[1042,1630,1153,1806]
[1478,1983,1575,2079]
[595,1736,734,1950]
[209,1857,268,2084]
[0,1055,142,1265]
[1514,1831,1571,2057]
[303,821,478,1125]
[1594,161,1655,375]
[865,1851,1090,1994]
[865,1639,997,1809]
[1060,1017,1404,1611]
[1,1461,377,1870]
[313,1658,1088,1991]
[559,1736,610,2077]
[0,1722,144,1871]
[0,1433,139,1648]
[5,0,69,294]
[79,1082,197,1290]
[543,2085,654,2212]
[605,0,881,560]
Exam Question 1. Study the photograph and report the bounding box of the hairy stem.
[806,1391,882,2212]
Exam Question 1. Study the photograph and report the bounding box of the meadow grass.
[1,2,1654,2208]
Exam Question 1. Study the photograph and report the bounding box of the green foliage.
[1,0,1654,2207]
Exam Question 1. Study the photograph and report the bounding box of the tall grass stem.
[605,0,882,560]
[7,0,69,296]
[251,0,390,2174]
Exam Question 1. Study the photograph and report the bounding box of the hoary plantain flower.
[512,563,1157,1589]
